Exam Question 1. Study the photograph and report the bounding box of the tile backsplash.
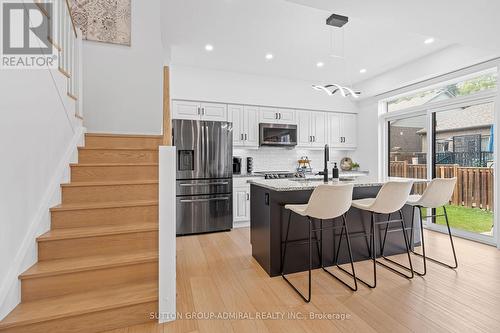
[234,147,354,174]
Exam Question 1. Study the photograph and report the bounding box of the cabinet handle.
[245,133,248,140]
[246,193,250,200]
[275,113,278,119]
[197,107,200,115]
[241,134,244,140]
[279,113,282,119]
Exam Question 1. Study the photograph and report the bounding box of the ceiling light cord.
[313,15,361,98]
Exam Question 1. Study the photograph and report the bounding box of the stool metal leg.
[322,214,358,291]
[281,216,312,303]
[355,212,377,288]
[411,205,458,270]
[377,210,414,279]
[408,206,427,276]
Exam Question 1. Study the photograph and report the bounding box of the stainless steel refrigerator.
[173,119,233,235]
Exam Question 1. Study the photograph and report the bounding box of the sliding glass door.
[383,69,497,244]
[388,114,428,194]
[431,102,495,238]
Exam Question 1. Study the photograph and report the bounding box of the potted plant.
[350,162,360,171]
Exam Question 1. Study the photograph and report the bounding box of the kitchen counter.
[248,176,427,192]
[249,177,425,277]
[232,174,264,178]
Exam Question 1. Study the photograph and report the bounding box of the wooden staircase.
[0,133,162,333]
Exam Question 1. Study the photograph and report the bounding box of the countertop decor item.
[71,0,132,46]
[340,157,353,171]
[351,162,360,171]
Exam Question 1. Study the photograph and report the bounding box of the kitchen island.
[249,177,427,277]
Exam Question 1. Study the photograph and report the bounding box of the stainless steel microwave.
[259,123,297,147]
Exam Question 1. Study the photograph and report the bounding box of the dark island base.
[250,184,418,277]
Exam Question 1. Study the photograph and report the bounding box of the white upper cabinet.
[201,102,227,121]
[228,104,259,148]
[297,111,312,146]
[259,107,296,124]
[297,111,327,148]
[172,101,227,121]
[243,106,259,147]
[342,113,358,148]
[228,104,244,145]
[328,113,357,149]
[171,101,200,120]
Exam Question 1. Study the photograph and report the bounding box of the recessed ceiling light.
[265,53,274,60]
[359,68,367,74]
[316,62,324,68]
[205,44,214,51]
[424,37,435,45]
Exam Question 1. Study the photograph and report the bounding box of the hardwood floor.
[104,227,500,333]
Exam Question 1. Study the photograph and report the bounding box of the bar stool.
[281,184,356,303]
[401,178,458,276]
[351,181,414,288]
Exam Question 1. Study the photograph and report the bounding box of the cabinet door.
[228,105,244,146]
[297,111,312,147]
[328,113,343,148]
[172,101,200,120]
[278,109,296,124]
[233,186,250,223]
[311,112,327,148]
[244,106,259,147]
[259,107,280,123]
[201,102,227,121]
[342,114,358,148]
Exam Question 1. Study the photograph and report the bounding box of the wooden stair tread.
[50,200,158,212]
[37,223,158,242]
[0,282,157,330]
[85,133,162,139]
[20,251,158,279]
[78,147,159,151]
[70,163,159,167]
[61,180,158,187]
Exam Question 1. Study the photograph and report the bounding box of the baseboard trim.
[0,126,86,320]
[233,221,250,229]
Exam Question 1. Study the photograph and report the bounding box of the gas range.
[253,170,305,180]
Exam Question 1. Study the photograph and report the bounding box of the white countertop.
[248,176,428,192]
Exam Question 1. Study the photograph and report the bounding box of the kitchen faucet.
[318,144,329,183]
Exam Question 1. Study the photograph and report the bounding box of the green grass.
[422,205,494,234]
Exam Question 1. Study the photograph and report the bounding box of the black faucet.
[319,144,329,183]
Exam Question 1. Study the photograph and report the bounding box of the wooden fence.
[390,161,494,211]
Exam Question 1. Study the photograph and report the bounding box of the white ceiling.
[162,0,498,86]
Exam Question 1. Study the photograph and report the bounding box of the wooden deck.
[104,227,500,333]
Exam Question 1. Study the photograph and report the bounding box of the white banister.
[38,0,82,114]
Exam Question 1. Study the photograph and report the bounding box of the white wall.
[0,67,83,319]
[82,0,164,135]
[170,65,358,113]
[351,99,380,176]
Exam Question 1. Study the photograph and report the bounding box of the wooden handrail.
[163,66,172,146]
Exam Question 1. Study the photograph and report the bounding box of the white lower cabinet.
[233,177,254,227]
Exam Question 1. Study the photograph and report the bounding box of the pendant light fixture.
[312,13,361,98]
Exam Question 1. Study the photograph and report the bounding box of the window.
[387,71,498,112]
